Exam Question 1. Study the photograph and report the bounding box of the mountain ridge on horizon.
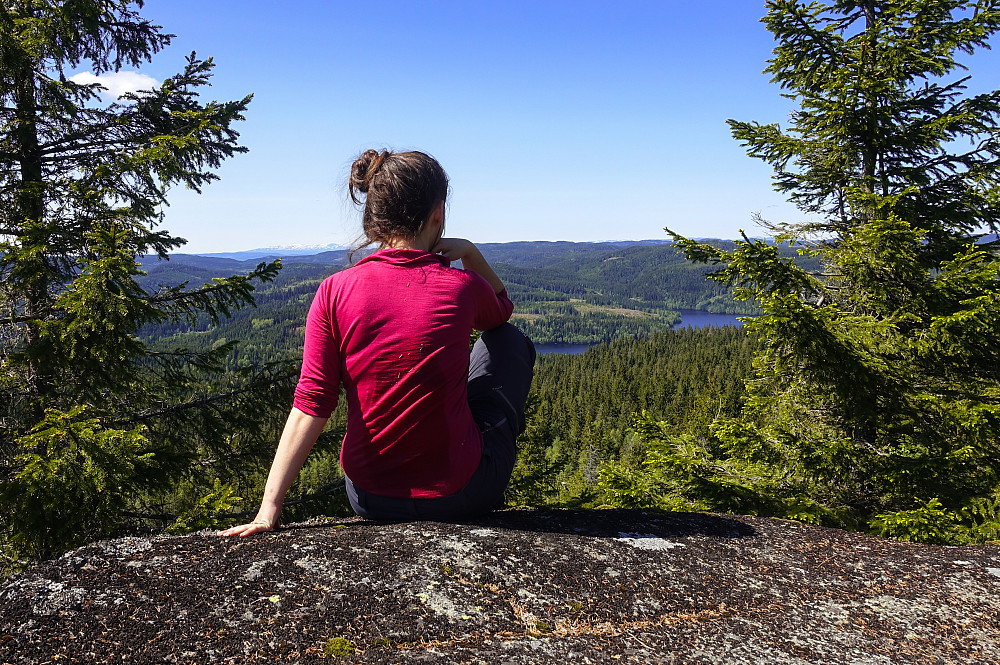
[192,238,680,262]
[182,231,998,263]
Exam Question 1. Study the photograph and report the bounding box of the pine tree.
[669,0,1000,543]
[0,1,289,572]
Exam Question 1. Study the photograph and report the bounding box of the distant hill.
[476,241,625,267]
[137,251,351,292]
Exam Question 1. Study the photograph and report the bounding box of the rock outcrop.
[1,509,998,664]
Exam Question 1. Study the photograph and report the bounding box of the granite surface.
[1,509,998,664]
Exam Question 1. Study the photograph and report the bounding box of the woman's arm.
[433,238,505,294]
[217,407,329,537]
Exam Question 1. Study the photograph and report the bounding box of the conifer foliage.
[670,0,1000,542]
[0,1,286,573]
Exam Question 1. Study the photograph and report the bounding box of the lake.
[534,309,746,355]
[674,309,745,329]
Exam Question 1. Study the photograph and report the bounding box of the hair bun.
[346,149,449,259]
[349,149,390,201]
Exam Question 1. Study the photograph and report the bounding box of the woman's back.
[294,247,513,499]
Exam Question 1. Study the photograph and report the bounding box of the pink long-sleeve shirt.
[292,248,514,498]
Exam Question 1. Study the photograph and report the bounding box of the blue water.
[533,343,594,355]
[674,309,745,329]
[534,310,746,355]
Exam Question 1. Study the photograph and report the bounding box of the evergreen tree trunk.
[13,58,48,417]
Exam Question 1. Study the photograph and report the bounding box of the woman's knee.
[472,324,535,391]
[480,323,535,362]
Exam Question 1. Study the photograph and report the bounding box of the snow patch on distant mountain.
[197,244,349,261]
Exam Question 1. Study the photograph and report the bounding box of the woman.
[219,149,535,536]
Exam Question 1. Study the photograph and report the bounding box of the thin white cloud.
[69,71,159,100]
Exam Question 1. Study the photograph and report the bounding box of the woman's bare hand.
[433,238,506,294]
[217,517,276,538]
[217,409,326,538]
[432,237,475,263]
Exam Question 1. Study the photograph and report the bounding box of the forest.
[3,0,1000,581]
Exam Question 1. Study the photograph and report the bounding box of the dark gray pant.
[345,323,536,521]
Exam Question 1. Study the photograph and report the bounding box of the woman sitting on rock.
[219,149,535,535]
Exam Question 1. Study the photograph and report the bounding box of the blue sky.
[75,1,991,253]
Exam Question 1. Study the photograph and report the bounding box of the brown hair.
[348,149,449,251]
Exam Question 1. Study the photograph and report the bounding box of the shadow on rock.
[283,507,755,541]
[474,508,755,540]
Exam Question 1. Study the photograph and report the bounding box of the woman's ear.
[429,200,445,228]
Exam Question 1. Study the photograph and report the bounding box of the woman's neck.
[385,237,432,251]
[385,213,443,252]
